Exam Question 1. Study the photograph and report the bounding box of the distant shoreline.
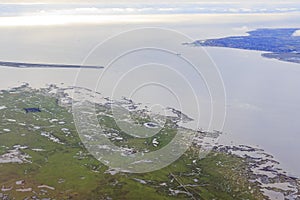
[0,61,104,69]
[187,28,300,65]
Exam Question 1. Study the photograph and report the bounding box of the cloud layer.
[293,30,300,36]
[0,2,300,17]
[0,2,299,26]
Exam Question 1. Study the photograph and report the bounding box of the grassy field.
[0,86,266,199]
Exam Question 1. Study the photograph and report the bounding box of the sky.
[1,0,300,3]
[0,1,299,26]
[1,1,300,15]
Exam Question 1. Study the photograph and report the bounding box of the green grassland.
[0,86,266,200]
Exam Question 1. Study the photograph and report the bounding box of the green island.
[0,84,298,200]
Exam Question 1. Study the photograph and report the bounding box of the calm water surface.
[0,14,299,176]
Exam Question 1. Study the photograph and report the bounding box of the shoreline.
[0,60,103,69]
[0,83,298,199]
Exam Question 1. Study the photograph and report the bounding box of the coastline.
[0,84,298,199]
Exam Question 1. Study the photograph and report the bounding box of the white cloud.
[1,2,300,18]
[40,7,149,15]
[292,30,300,36]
